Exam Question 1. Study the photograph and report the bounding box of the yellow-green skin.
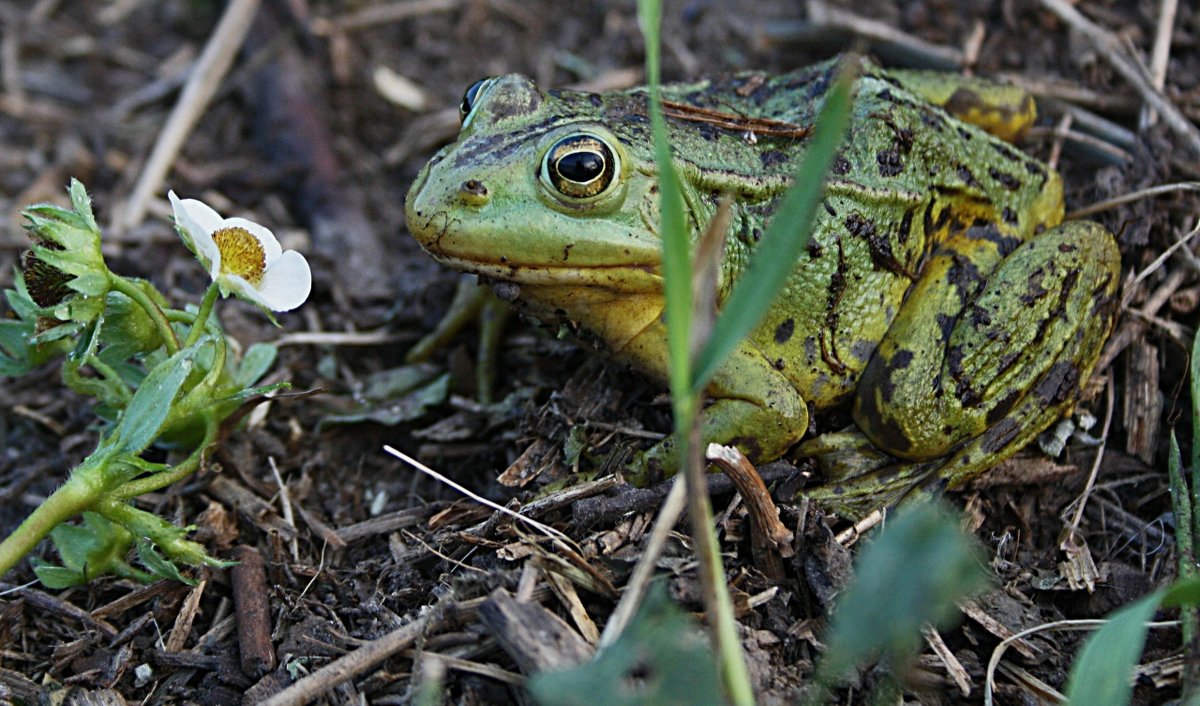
[406,56,1120,513]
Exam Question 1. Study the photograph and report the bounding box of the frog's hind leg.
[808,221,1118,515]
[888,70,1037,142]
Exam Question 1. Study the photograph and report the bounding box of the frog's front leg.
[622,325,809,485]
[806,221,1119,513]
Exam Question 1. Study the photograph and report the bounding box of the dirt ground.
[1,0,1198,704]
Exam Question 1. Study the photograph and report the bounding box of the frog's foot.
[624,336,810,486]
[406,274,511,403]
[796,430,944,517]
[811,221,1119,514]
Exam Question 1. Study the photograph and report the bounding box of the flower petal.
[224,217,282,264]
[254,250,311,311]
[168,191,221,269]
[220,273,273,310]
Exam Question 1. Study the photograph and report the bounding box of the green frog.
[405,56,1119,514]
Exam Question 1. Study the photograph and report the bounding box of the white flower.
[168,191,311,312]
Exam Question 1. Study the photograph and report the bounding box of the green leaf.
[135,537,195,585]
[68,178,97,232]
[690,63,855,393]
[31,564,88,589]
[1063,588,1164,706]
[234,342,277,388]
[112,342,202,454]
[529,581,725,706]
[820,502,988,679]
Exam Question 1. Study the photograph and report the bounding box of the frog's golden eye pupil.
[544,134,616,199]
[460,78,491,122]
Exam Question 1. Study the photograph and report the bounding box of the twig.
[119,0,261,231]
[165,577,206,652]
[230,545,276,678]
[805,0,964,68]
[1067,182,1200,220]
[1039,0,1200,158]
[984,618,1179,706]
[1065,373,1115,536]
[1141,0,1178,128]
[383,445,575,548]
[259,609,444,706]
[311,0,460,34]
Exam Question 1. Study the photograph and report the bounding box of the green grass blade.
[1063,588,1164,706]
[690,64,855,394]
[1191,327,1200,552]
[638,0,692,409]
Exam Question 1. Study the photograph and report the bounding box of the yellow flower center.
[212,227,266,285]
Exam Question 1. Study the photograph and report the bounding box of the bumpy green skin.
[405,56,1120,514]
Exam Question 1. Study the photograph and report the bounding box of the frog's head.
[405,74,664,296]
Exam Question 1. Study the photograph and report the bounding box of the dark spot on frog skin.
[968,304,992,328]
[760,150,788,168]
[1001,207,1019,226]
[823,201,837,217]
[956,127,973,141]
[988,167,1022,191]
[588,93,603,107]
[831,154,851,176]
[850,339,876,362]
[856,391,913,456]
[752,227,763,243]
[562,243,575,261]
[897,208,915,246]
[774,358,786,370]
[774,318,795,344]
[946,254,985,306]
[877,148,904,177]
[920,109,948,132]
[808,239,823,258]
[1019,267,1048,305]
[1033,361,1081,406]
[935,313,955,343]
[955,164,982,189]
[965,219,1020,256]
[1024,159,1046,178]
[1058,243,1077,253]
[986,389,1022,425]
[981,417,1021,454]
[991,140,1022,162]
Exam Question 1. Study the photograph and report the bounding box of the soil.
[1,0,1198,704]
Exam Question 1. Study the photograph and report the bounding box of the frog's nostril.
[458,179,490,207]
[462,179,486,195]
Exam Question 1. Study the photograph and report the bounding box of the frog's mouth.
[424,251,663,293]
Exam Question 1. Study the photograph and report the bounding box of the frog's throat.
[428,253,664,293]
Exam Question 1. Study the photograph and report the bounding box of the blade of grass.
[690,63,855,393]
[638,0,692,418]
[638,2,752,704]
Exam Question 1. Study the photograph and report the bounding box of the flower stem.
[184,283,221,349]
[112,417,217,499]
[111,276,180,355]
[0,453,108,579]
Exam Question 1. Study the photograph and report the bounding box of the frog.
[404,55,1120,515]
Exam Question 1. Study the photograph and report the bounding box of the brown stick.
[230,545,275,678]
[707,444,794,580]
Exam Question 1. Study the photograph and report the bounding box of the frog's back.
[658,58,1066,409]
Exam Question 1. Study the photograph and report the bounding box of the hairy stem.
[0,453,109,579]
[184,282,220,349]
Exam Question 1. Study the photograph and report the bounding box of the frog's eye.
[543,134,617,199]
[459,77,493,123]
